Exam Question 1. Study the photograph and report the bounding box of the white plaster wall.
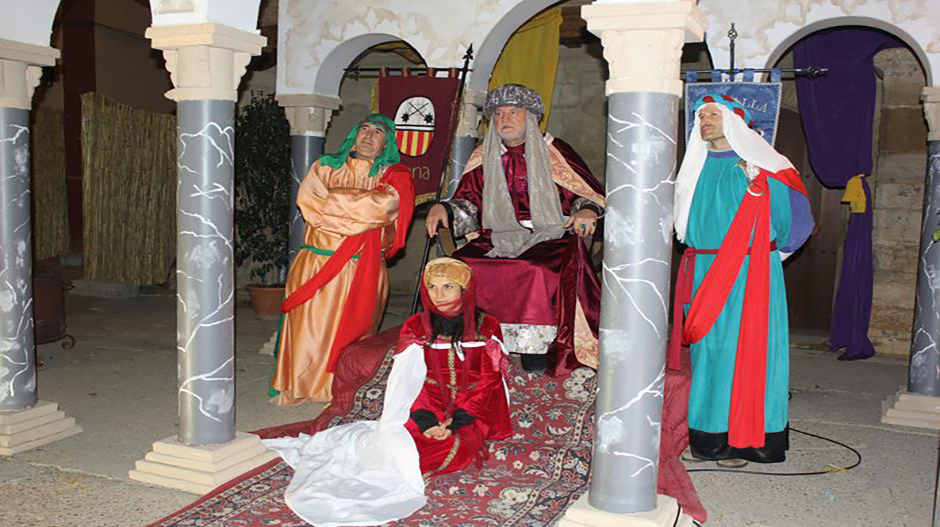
[149,0,263,32]
[0,0,60,46]
[278,0,940,102]
[699,0,940,86]
[277,0,559,98]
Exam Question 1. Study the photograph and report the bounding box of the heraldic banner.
[378,75,461,204]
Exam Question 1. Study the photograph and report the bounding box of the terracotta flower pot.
[247,284,286,321]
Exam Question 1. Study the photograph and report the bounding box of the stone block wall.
[546,43,609,182]
[870,47,928,357]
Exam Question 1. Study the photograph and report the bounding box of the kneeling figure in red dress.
[401,257,513,477]
[262,257,511,526]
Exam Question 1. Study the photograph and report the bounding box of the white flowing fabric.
[674,103,795,243]
[262,338,509,527]
[262,343,428,527]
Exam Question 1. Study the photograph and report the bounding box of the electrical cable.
[686,391,862,476]
[685,426,862,476]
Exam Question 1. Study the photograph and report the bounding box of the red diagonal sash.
[683,171,771,448]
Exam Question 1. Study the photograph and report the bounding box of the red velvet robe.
[397,313,513,477]
[450,137,604,377]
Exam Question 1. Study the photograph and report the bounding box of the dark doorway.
[776,107,846,332]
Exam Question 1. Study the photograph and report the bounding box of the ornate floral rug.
[148,338,599,526]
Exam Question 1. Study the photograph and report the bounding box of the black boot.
[520,354,548,373]
[689,427,789,464]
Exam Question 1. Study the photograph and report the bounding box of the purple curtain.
[794,28,903,361]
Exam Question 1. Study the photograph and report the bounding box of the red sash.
[674,167,806,448]
[281,164,415,372]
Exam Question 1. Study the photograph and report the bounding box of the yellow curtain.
[488,7,562,131]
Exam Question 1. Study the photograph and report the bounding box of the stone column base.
[882,385,940,429]
[129,431,278,495]
[558,494,695,527]
[0,401,82,455]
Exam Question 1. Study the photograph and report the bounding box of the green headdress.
[319,113,400,178]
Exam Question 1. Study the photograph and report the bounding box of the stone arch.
[469,0,563,92]
[313,33,428,97]
[763,17,932,86]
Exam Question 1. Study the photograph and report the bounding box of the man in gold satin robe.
[272,114,415,405]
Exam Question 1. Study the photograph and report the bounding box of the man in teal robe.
[673,94,814,464]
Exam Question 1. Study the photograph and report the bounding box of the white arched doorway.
[762,20,930,358]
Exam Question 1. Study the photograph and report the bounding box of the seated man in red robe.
[426,84,605,375]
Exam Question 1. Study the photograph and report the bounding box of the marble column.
[447,136,477,198]
[175,99,237,445]
[279,95,340,265]
[131,24,277,494]
[593,90,679,512]
[0,49,59,413]
[288,136,320,263]
[147,24,265,445]
[0,105,35,413]
[909,88,940,396]
[882,88,940,431]
[0,41,82,455]
[911,87,940,527]
[560,2,705,525]
[445,91,483,199]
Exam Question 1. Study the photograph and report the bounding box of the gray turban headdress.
[483,84,545,120]
[479,84,565,258]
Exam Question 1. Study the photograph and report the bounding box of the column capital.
[923,86,940,141]
[146,23,266,102]
[276,94,342,136]
[0,38,59,110]
[582,0,706,97]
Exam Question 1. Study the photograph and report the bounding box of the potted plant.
[234,92,292,320]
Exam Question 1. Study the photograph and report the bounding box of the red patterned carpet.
[148,326,703,526]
